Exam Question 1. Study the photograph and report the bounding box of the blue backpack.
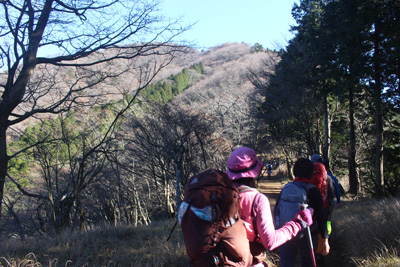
[274,181,315,231]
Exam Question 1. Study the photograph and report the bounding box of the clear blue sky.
[160,0,299,50]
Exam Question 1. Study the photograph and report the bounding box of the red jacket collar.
[293,177,312,183]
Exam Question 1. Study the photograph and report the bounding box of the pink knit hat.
[226,146,264,180]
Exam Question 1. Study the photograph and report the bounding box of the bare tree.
[123,103,218,216]
[0,0,190,224]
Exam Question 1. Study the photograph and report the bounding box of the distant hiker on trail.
[266,164,272,180]
[226,147,314,267]
[275,158,330,267]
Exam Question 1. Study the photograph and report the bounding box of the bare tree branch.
[7,174,48,200]
[0,0,191,224]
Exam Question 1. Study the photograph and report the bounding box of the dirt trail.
[256,173,285,206]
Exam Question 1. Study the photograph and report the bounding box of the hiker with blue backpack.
[226,147,314,267]
[275,158,330,267]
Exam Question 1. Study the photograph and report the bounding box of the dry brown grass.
[1,198,400,267]
[0,220,188,267]
[327,197,400,267]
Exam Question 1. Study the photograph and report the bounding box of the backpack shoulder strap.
[274,190,282,219]
[251,192,262,239]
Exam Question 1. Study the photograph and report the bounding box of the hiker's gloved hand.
[327,220,332,235]
[295,208,313,226]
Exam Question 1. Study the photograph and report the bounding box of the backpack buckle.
[213,255,220,265]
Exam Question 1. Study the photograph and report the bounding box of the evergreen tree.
[172,68,189,94]
[190,62,205,74]
[250,43,265,53]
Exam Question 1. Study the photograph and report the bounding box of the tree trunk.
[0,126,8,225]
[348,86,358,194]
[0,1,52,226]
[52,198,74,234]
[323,93,331,161]
[284,151,294,180]
[175,159,181,213]
[373,20,385,197]
[374,78,385,196]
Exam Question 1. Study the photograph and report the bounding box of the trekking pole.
[301,204,317,267]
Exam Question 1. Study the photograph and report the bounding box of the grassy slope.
[0,220,188,267]
[326,197,400,267]
[1,198,400,267]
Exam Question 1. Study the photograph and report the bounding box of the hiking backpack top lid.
[179,169,240,226]
[274,181,315,229]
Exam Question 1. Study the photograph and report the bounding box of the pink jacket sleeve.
[254,193,302,250]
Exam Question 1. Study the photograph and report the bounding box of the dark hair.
[293,158,314,180]
[234,177,256,188]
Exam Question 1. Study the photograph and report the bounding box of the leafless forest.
[2,42,280,237]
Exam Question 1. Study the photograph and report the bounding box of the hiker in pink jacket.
[226,146,313,267]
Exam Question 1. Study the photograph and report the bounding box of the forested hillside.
[2,41,278,237]
[172,43,279,147]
